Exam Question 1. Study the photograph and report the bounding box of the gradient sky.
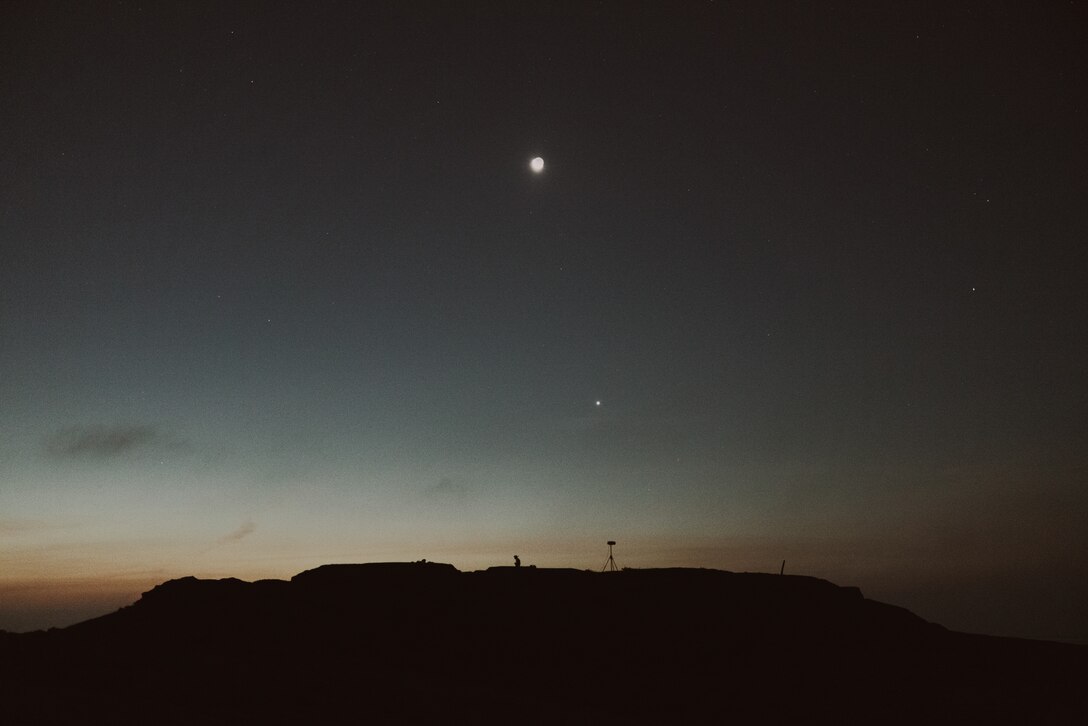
[2,1,1086,641]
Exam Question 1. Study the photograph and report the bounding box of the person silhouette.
[514,555,521,568]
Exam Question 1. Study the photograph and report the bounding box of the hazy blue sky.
[2,1,1085,641]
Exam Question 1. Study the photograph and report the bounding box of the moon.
[530,157,544,173]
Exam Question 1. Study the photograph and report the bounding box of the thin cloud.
[218,521,256,544]
[0,518,53,536]
[46,425,160,459]
[426,477,470,500]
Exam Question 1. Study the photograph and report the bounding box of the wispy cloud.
[44,424,195,462]
[217,521,256,544]
[0,518,57,536]
[426,477,470,500]
[46,425,161,459]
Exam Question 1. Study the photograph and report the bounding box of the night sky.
[2,1,1086,641]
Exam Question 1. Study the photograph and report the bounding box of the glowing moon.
[530,157,544,173]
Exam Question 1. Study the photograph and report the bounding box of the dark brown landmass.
[2,563,1085,724]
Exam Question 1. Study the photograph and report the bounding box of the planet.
[530,157,544,173]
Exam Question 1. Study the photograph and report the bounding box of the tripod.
[602,540,619,572]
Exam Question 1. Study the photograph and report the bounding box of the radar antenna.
[602,540,620,572]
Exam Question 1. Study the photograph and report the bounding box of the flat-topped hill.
[2,563,1085,724]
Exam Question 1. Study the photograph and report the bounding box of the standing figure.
[514,555,521,568]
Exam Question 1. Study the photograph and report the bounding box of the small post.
[780,559,785,575]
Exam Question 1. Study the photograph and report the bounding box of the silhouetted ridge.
[481,565,589,576]
[2,564,1085,725]
[292,560,459,584]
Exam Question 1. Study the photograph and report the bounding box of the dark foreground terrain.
[2,563,1085,724]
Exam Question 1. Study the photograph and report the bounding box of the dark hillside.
[2,564,1084,724]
